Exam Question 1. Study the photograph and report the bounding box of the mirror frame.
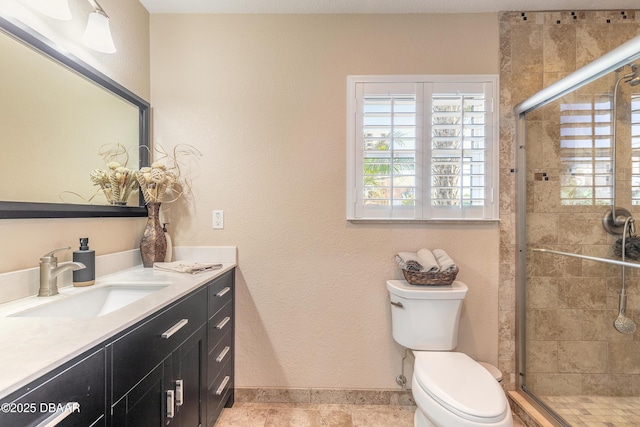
[0,14,150,219]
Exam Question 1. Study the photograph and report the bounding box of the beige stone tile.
[576,24,611,68]
[388,390,415,406]
[558,341,608,373]
[582,309,634,341]
[527,244,583,278]
[500,168,516,214]
[499,274,515,312]
[511,24,543,74]
[528,308,583,340]
[310,389,390,405]
[557,277,607,309]
[530,180,561,214]
[350,405,414,427]
[217,405,270,427]
[609,342,640,374]
[582,245,619,278]
[499,309,516,341]
[527,372,582,395]
[264,407,352,427]
[236,388,311,404]
[582,374,633,396]
[525,120,544,170]
[543,24,576,73]
[526,277,558,309]
[557,213,609,245]
[525,340,558,373]
[609,22,640,49]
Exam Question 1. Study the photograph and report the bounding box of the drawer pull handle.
[216,346,231,362]
[175,379,184,406]
[166,390,175,418]
[215,376,230,395]
[35,402,79,427]
[216,287,231,297]
[162,319,189,339]
[215,317,230,330]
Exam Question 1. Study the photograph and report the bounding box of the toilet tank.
[386,280,468,351]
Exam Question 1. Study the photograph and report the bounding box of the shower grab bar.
[532,248,640,269]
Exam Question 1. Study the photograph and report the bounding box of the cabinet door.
[111,287,207,402]
[111,359,172,427]
[0,347,105,427]
[172,325,206,427]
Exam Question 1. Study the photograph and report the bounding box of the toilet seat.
[413,352,508,424]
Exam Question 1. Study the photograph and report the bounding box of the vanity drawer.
[0,347,105,427]
[208,301,233,352]
[208,270,234,318]
[208,330,233,387]
[206,359,233,427]
[111,287,207,400]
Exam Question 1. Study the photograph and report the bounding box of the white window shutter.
[347,75,498,221]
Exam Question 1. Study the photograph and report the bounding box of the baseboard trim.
[235,387,415,406]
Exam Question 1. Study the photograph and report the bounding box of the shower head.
[624,64,640,86]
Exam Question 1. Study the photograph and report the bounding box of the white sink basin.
[11,285,168,318]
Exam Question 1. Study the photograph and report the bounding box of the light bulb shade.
[82,12,116,54]
[28,0,72,20]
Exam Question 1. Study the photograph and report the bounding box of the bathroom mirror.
[0,15,150,218]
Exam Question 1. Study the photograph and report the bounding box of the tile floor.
[215,402,528,426]
[540,395,640,427]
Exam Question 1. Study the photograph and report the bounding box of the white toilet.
[387,280,513,427]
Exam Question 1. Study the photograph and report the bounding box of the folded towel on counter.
[416,248,440,273]
[153,261,223,274]
[432,249,457,272]
[395,252,423,271]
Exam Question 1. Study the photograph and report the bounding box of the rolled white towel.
[433,249,457,272]
[417,248,440,273]
[396,252,423,271]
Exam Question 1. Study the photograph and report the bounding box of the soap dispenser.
[73,238,95,287]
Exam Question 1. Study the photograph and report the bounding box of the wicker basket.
[401,266,459,286]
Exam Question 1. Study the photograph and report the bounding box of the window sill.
[347,218,501,224]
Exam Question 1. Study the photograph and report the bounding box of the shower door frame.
[514,34,640,425]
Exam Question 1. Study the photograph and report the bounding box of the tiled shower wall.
[499,10,640,394]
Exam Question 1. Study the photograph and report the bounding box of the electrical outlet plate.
[212,210,224,229]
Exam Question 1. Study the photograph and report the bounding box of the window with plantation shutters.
[347,75,499,221]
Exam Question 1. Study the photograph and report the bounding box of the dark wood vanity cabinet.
[0,347,106,427]
[111,286,208,427]
[0,268,235,427]
[206,270,235,426]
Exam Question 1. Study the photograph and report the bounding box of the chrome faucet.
[38,247,86,297]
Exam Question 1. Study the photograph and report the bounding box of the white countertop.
[0,247,236,400]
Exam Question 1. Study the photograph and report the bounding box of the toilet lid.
[414,352,508,423]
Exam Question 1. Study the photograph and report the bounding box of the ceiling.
[139,0,640,14]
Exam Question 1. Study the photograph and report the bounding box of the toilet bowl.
[412,352,512,427]
[386,280,513,427]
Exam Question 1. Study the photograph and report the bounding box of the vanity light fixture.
[27,0,72,20]
[81,0,116,54]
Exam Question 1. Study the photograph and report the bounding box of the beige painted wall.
[0,0,150,274]
[150,14,501,389]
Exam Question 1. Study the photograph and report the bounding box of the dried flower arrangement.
[136,163,177,204]
[137,144,201,205]
[89,144,139,205]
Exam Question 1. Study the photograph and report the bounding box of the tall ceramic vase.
[140,202,167,268]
